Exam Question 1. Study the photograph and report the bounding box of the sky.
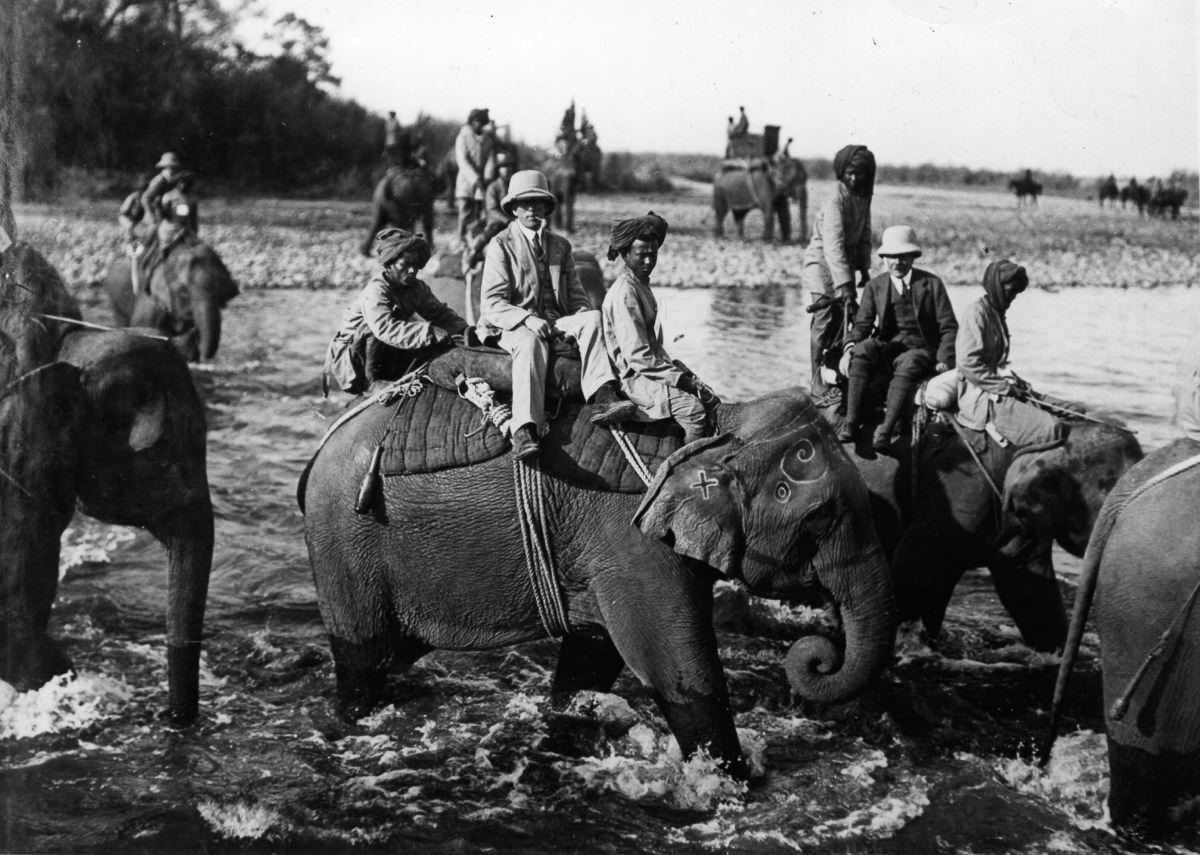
[247,0,1199,178]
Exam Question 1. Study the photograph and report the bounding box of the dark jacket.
[848,268,958,367]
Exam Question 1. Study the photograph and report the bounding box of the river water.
[2,272,1199,853]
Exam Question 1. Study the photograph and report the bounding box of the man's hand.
[523,315,554,341]
[838,344,854,377]
[678,373,699,394]
[935,361,950,373]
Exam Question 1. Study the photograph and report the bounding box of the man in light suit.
[478,170,635,460]
[454,108,495,247]
[837,225,958,451]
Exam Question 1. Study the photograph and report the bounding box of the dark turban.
[606,211,669,261]
[373,227,431,269]
[833,144,876,198]
[982,259,1028,324]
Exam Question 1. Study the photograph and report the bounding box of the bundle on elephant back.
[299,375,895,778]
[820,394,1142,671]
[102,240,238,361]
[0,240,214,724]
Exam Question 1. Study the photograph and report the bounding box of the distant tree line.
[10,0,388,198]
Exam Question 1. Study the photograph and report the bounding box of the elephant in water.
[361,165,439,254]
[1,241,214,723]
[829,411,1141,657]
[101,242,238,361]
[299,386,895,777]
[712,155,807,243]
[1046,437,1200,836]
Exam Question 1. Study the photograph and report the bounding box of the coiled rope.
[513,460,570,637]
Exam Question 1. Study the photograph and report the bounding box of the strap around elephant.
[513,459,570,637]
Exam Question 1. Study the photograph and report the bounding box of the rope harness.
[513,459,571,637]
[609,426,654,487]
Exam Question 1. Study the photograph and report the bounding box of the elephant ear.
[633,433,745,576]
[1000,452,1082,558]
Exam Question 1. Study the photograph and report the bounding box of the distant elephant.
[436,149,458,211]
[712,155,807,242]
[102,242,238,361]
[1121,180,1151,215]
[2,241,214,723]
[299,387,895,776]
[1009,174,1042,207]
[1047,438,1200,835]
[361,166,439,254]
[1097,175,1120,208]
[1148,184,1188,220]
[836,414,1141,655]
[542,152,579,233]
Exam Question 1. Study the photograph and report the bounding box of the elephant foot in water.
[328,633,431,722]
[1,634,73,693]
[656,695,749,780]
[1106,738,1200,838]
[548,630,627,709]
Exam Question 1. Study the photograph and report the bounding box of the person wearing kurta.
[838,225,957,451]
[1174,338,1200,443]
[801,144,876,399]
[477,170,635,461]
[601,212,712,445]
[324,228,466,395]
[955,259,1063,447]
[454,108,495,247]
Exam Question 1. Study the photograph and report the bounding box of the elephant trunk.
[194,290,220,361]
[153,497,214,724]
[785,543,895,705]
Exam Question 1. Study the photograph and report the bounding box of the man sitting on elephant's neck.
[477,169,636,461]
[837,225,957,452]
[324,228,467,396]
[601,212,717,445]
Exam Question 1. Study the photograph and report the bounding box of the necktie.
[532,232,548,314]
[533,232,544,259]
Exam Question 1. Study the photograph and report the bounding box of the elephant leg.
[422,205,435,250]
[549,629,626,707]
[776,197,791,243]
[986,551,1067,652]
[713,192,727,237]
[1107,737,1170,836]
[363,207,389,256]
[329,631,433,721]
[733,211,746,240]
[892,526,966,638]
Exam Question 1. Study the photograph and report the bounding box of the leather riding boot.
[510,424,540,461]
[876,378,918,450]
[843,370,870,431]
[589,381,638,426]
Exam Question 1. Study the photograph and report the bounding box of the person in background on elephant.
[601,212,715,445]
[955,259,1064,447]
[454,108,495,248]
[140,152,185,233]
[837,225,957,451]
[478,169,636,460]
[383,111,402,164]
[137,171,201,291]
[117,175,150,247]
[730,106,748,138]
[801,144,876,402]
[324,227,466,396]
[463,149,518,271]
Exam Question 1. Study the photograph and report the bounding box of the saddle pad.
[371,384,684,492]
[721,170,760,211]
[425,344,584,400]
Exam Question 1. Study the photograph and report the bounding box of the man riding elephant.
[455,108,495,248]
[837,225,957,451]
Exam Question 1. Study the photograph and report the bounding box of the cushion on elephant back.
[425,343,584,400]
[372,383,683,491]
[719,169,764,211]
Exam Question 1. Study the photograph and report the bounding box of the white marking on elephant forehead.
[793,440,815,462]
[691,470,720,499]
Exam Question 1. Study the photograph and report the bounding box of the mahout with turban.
[372,227,431,269]
[982,258,1028,324]
[833,144,876,198]
[606,211,669,261]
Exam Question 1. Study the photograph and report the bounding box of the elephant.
[1097,175,1120,208]
[826,410,1141,658]
[1,241,214,723]
[1046,438,1200,836]
[101,242,238,361]
[299,386,895,776]
[712,155,807,243]
[1009,174,1042,207]
[1148,183,1188,220]
[360,165,439,255]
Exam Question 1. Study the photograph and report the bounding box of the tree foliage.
[13,0,382,197]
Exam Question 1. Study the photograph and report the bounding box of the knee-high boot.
[880,376,918,436]
[844,363,872,428]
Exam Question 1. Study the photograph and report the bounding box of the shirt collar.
[516,221,544,244]
[891,272,912,291]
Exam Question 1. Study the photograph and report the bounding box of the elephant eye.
[774,481,792,503]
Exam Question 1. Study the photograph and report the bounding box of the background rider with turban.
[601,211,716,444]
[324,227,466,395]
[801,144,876,402]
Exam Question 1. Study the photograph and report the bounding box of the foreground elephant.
[102,243,239,361]
[1,241,214,722]
[360,166,439,255]
[712,155,806,242]
[300,387,894,775]
[1047,438,1200,835]
[837,414,1141,654]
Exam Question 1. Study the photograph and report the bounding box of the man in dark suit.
[836,225,958,451]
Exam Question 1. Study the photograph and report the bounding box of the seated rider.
[477,169,635,461]
[601,212,716,444]
[324,227,467,395]
[117,177,148,247]
[955,259,1066,447]
[140,152,185,240]
[838,225,957,451]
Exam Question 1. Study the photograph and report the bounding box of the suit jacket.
[847,268,957,366]
[477,222,588,337]
[954,296,1013,430]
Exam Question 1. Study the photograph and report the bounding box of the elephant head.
[0,360,86,690]
[634,389,894,705]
